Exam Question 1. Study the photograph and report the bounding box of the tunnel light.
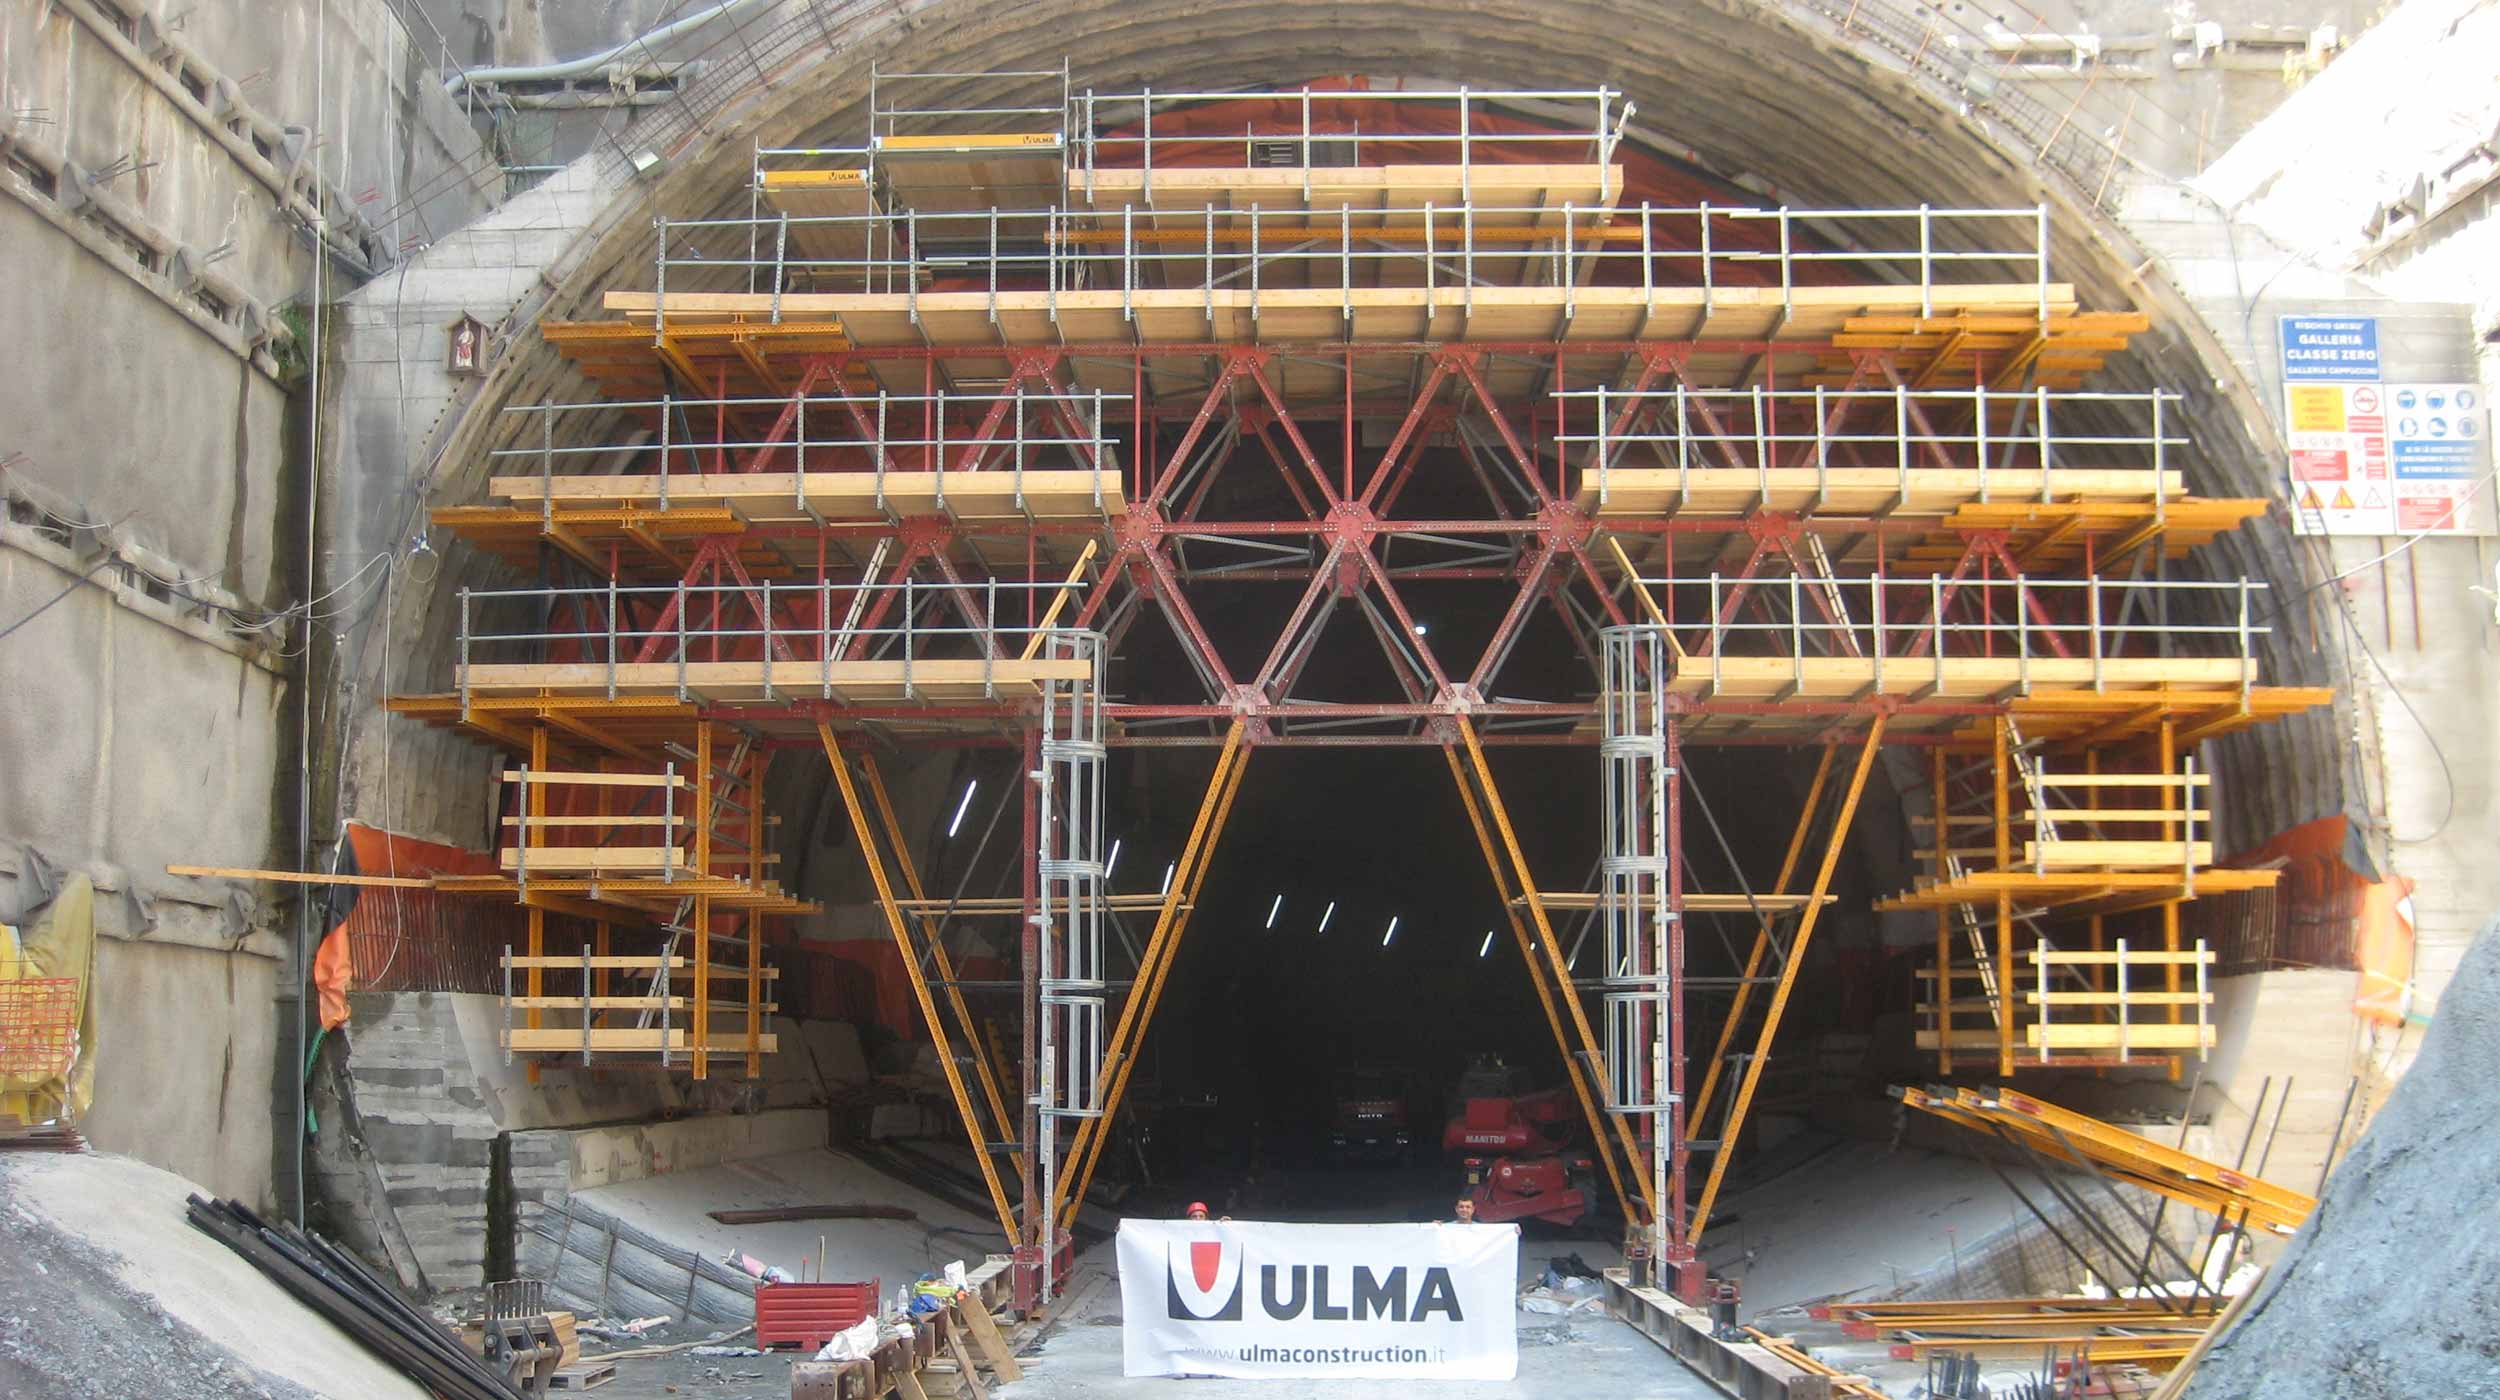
[1266,894,1283,929]
[1382,916,1400,948]
[1412,622,1429,636]
[946,779,979,837]
[1479,930,1495,958]
[1160,862,1175,895]
[1105,837,1122,882]
[1318,900,1336,933]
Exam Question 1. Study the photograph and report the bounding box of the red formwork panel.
[755,1280,883,1351]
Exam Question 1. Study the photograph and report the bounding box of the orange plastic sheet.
[793,936,1008,1040]
[2354,877,2418,1027]
[2223,815,2414,1025]
[312,824,501,1030]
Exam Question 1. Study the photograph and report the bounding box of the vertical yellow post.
[593,921,610,1029]
[1932,743,1953,1074]
[593,779,610,1023]
[745,914,763,1077]
[1994,715,2014,1077]
[747,745,766,1078]
[2086,749,2105,1002]
[527,726,548,1031]
[693,720,712,1078]
[2159,716,2182,1080]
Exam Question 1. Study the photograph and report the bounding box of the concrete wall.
[0,0,495,1212]
[322,155,626,848]
[520,1106,828,1191]
[2133,0,2500,1082]
[316,989,865,1289]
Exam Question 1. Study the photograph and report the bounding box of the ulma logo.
[1167,1240,1244,1320]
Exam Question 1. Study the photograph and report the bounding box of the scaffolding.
[1596,626,1683,1278]
[1031,629,1108,1301]
[367,72,2341,1313]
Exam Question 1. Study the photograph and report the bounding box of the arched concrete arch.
[367,0,2345,851]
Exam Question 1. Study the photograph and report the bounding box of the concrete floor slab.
[569,1145,1007,1297]
[996,1268,1722,1400]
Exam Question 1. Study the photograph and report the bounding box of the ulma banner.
[1118,1218,1519,1379]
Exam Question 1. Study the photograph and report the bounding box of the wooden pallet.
[548,1361,615,1390]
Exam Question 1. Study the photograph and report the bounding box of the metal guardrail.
[868,61,1073,144]
[1557,385,2187,496]
[1638,570,2268,691]
[656,200,2053,324]
[1072,85,1629,185]
[493,389,1123,498]
[457,576,1098,704]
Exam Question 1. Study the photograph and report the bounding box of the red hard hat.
[1187,1201,1209,1214]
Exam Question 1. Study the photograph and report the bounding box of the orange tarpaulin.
[311,824,501,1030]
[2354,877,2418,1027]
[2224,815,2414,1025]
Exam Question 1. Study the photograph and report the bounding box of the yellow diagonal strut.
[1687,741,1840,1130]
[1443,744,1641,1227]
[1454,717,1660,1224]
[1054,722,1248,1229]
[858,751,1025,1182]
[1691,715,1888,1241]
[817,721,1018,1240]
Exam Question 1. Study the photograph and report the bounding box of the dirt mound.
[2186,915,2500,1400]
[0,1151,428,1400]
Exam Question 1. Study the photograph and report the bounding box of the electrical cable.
[0,553,116,644]
[2149,157,2474,854]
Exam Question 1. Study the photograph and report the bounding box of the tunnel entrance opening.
[365,69,2331,1368]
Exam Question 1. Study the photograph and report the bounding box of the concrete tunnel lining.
[358,0,2350,862]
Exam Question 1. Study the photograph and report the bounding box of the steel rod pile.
[185,1196,525,1400]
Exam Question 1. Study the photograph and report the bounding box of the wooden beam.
[165,864,431,889]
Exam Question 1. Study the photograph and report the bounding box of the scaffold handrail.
[752,143,874,176]
[454,576,1102,698]
[1557,385,2188,485]
[649,199,2054,313]
[1636,572,2268,671]
[490,388,1125,479]
[867,59,1072,143]
[1073,84,1628,178]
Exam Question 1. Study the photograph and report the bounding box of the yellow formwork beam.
[1688,741,1840,1130]
[1454,718,1658,1224]
[817,721,1019,1240]
[1443,744,1638,1227]
[860,751,1025,1182]
[1056,724,1249,1229]
[1691,715,1887,1241]
[1894,1085,2314,1236]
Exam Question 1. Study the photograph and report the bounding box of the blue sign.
[2391,384,2483,478]
[2280,316,2381,383]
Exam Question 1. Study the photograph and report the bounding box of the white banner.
[1118,1219,1519,1380]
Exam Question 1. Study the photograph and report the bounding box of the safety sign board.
[2288,380,2490,535]
[2279,315,2381,383]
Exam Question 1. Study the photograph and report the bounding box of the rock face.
[2186,915,2500,1400]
